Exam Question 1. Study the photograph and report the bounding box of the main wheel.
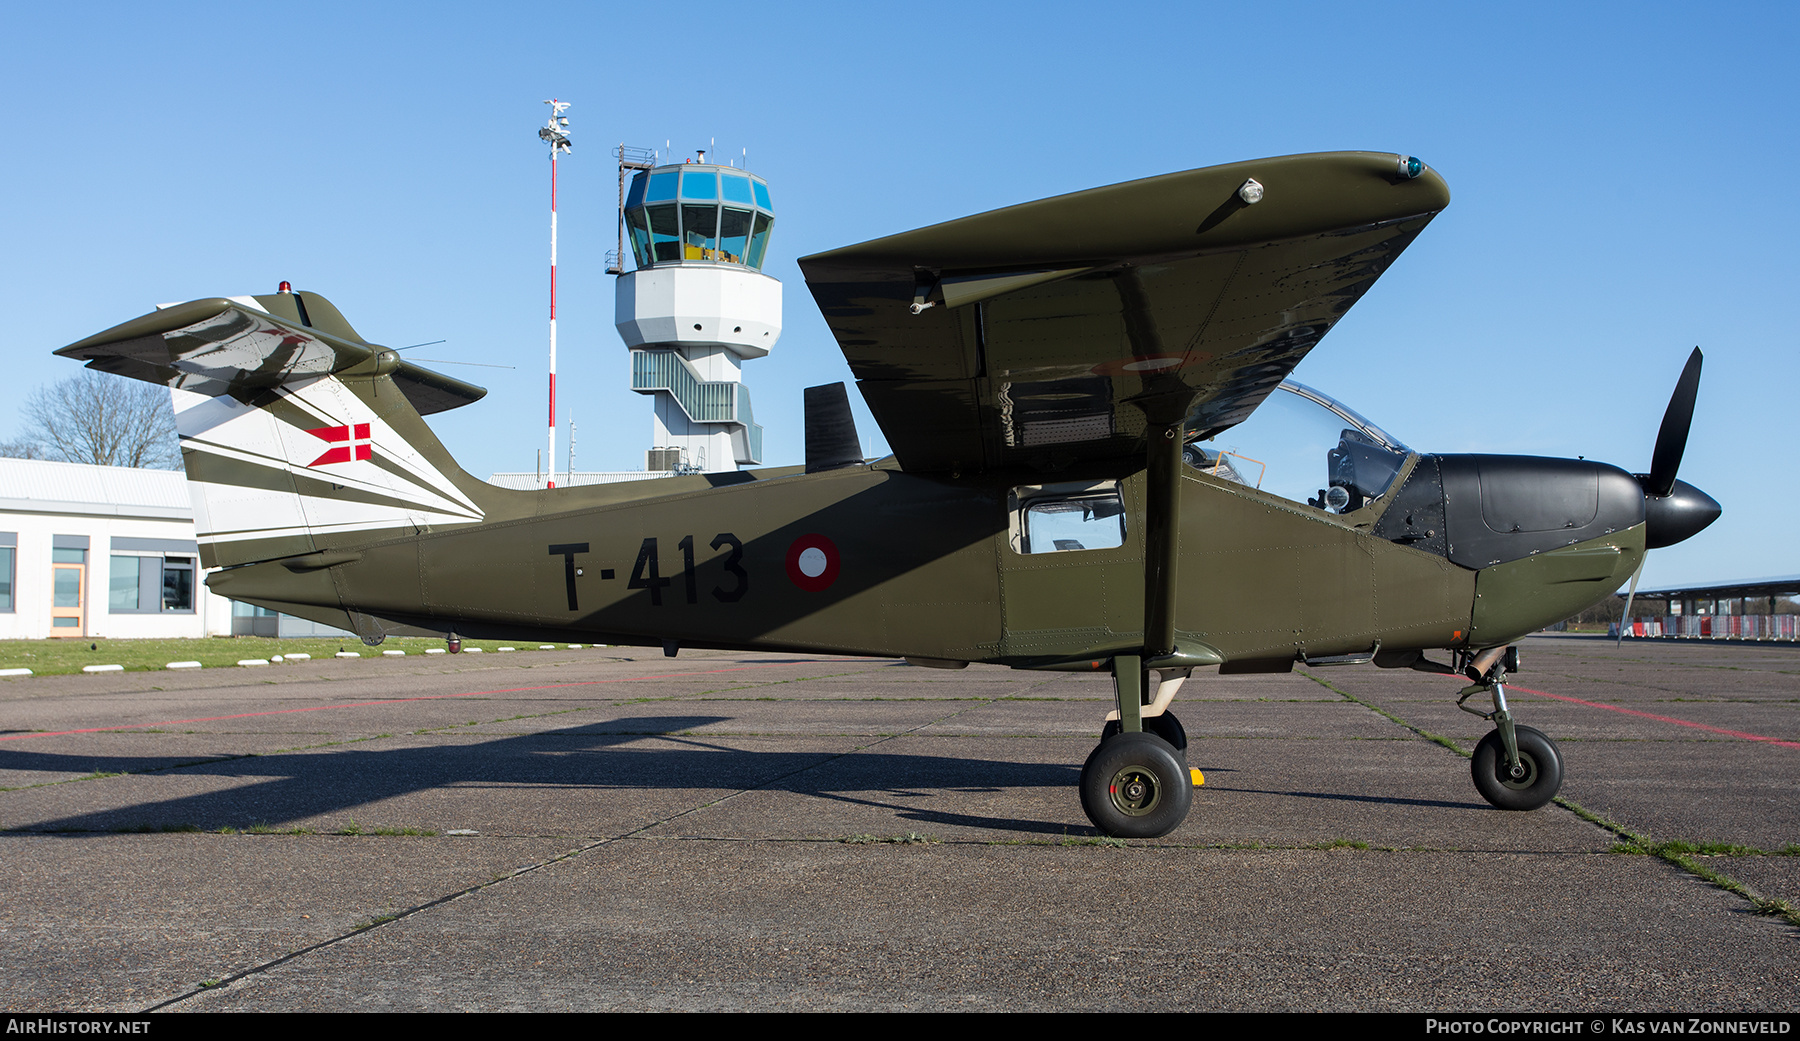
[1100,711,1188,751]
[1471,725,1563,810]
[1079,731,1193,838]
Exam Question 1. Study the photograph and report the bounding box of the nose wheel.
[1456,650,1564,810]
[1471,725,1563,810]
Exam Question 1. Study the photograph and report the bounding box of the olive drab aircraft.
[55,151,1721,838]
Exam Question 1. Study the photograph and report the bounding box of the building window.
[107,554,195,614]
[110,555,141,611]
[0,543,13,613]
[162,558,194,612]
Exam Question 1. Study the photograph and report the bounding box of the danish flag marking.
[306,423,372,466]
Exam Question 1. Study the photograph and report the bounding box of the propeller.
[1619,347,1720,641]
[1643,347,1703,498]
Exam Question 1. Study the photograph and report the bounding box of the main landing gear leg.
[1457,648,1563,810]
[1100,666,1190,750]
[1079,655,1193,838]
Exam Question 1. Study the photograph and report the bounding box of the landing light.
[1237,178,1264,204]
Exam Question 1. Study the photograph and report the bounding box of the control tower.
[614,157,779,471]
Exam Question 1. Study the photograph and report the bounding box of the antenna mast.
[538,98,572,490]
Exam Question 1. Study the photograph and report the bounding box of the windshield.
[1184,380,1411,515]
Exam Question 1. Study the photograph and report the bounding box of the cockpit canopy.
[624,164,775,271]
[1186,380,1411,515]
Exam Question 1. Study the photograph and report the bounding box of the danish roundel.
[785,534,840,592]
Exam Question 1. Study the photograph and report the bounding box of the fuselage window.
[1021,494,1126,553]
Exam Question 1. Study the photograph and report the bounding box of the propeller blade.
[1616,557,1645,647]
[1646,348,1703,497]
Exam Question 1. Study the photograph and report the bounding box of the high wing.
[799,152,1450,474]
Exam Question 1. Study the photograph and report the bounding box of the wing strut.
[1142,420,1182,660]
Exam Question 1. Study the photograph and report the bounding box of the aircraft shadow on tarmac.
[2,716,1107,837]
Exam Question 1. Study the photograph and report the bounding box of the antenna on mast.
[538,98,572,490]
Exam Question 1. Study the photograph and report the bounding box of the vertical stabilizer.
[57,294,499,568]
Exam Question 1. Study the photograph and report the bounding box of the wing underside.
[799,152,1450,474]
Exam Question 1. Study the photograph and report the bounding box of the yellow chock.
[1190,768,1205,787]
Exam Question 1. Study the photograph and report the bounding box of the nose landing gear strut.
[1457,647,1563,810]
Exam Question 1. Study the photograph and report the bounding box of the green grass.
[0,636,604,676]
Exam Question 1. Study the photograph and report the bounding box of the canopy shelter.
[1627,575,1800,615]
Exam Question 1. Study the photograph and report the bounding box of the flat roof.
[0,457,192,520]
[1630,575,1800,600]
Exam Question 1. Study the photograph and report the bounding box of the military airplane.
[54,151,1720,838]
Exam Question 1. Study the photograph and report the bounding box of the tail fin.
[58,291,500,568]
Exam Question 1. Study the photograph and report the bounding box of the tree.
[3,372,180,469]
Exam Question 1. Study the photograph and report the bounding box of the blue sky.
[1,1,1793,589]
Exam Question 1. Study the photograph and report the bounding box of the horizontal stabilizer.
[56,291,497,569]
[57,296,486,416]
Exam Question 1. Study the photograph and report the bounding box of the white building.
[0,457,233,639]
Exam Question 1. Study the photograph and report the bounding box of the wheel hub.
[1501,752,1539,791]
[1109,767,1161,816]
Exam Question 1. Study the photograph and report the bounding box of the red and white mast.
[538,99,572,489]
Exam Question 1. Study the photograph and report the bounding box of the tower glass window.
[648,205,682,263]
[679,170,718,200]
[748,212,774,268]
[623,166,776,272]
[721,174,754,205]
[719,208,753,262]
[681,204,720,256]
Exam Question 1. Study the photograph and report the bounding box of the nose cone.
[1642,478,1721,549]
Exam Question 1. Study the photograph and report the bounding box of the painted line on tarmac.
[0,659,850,743]
[1514,684,1800,749]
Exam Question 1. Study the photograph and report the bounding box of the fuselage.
[206,450,1646,665]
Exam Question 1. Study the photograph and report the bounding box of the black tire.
[1100,711,1188,751]
[1471,725,1563,810]
[1079,731,1194,838]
